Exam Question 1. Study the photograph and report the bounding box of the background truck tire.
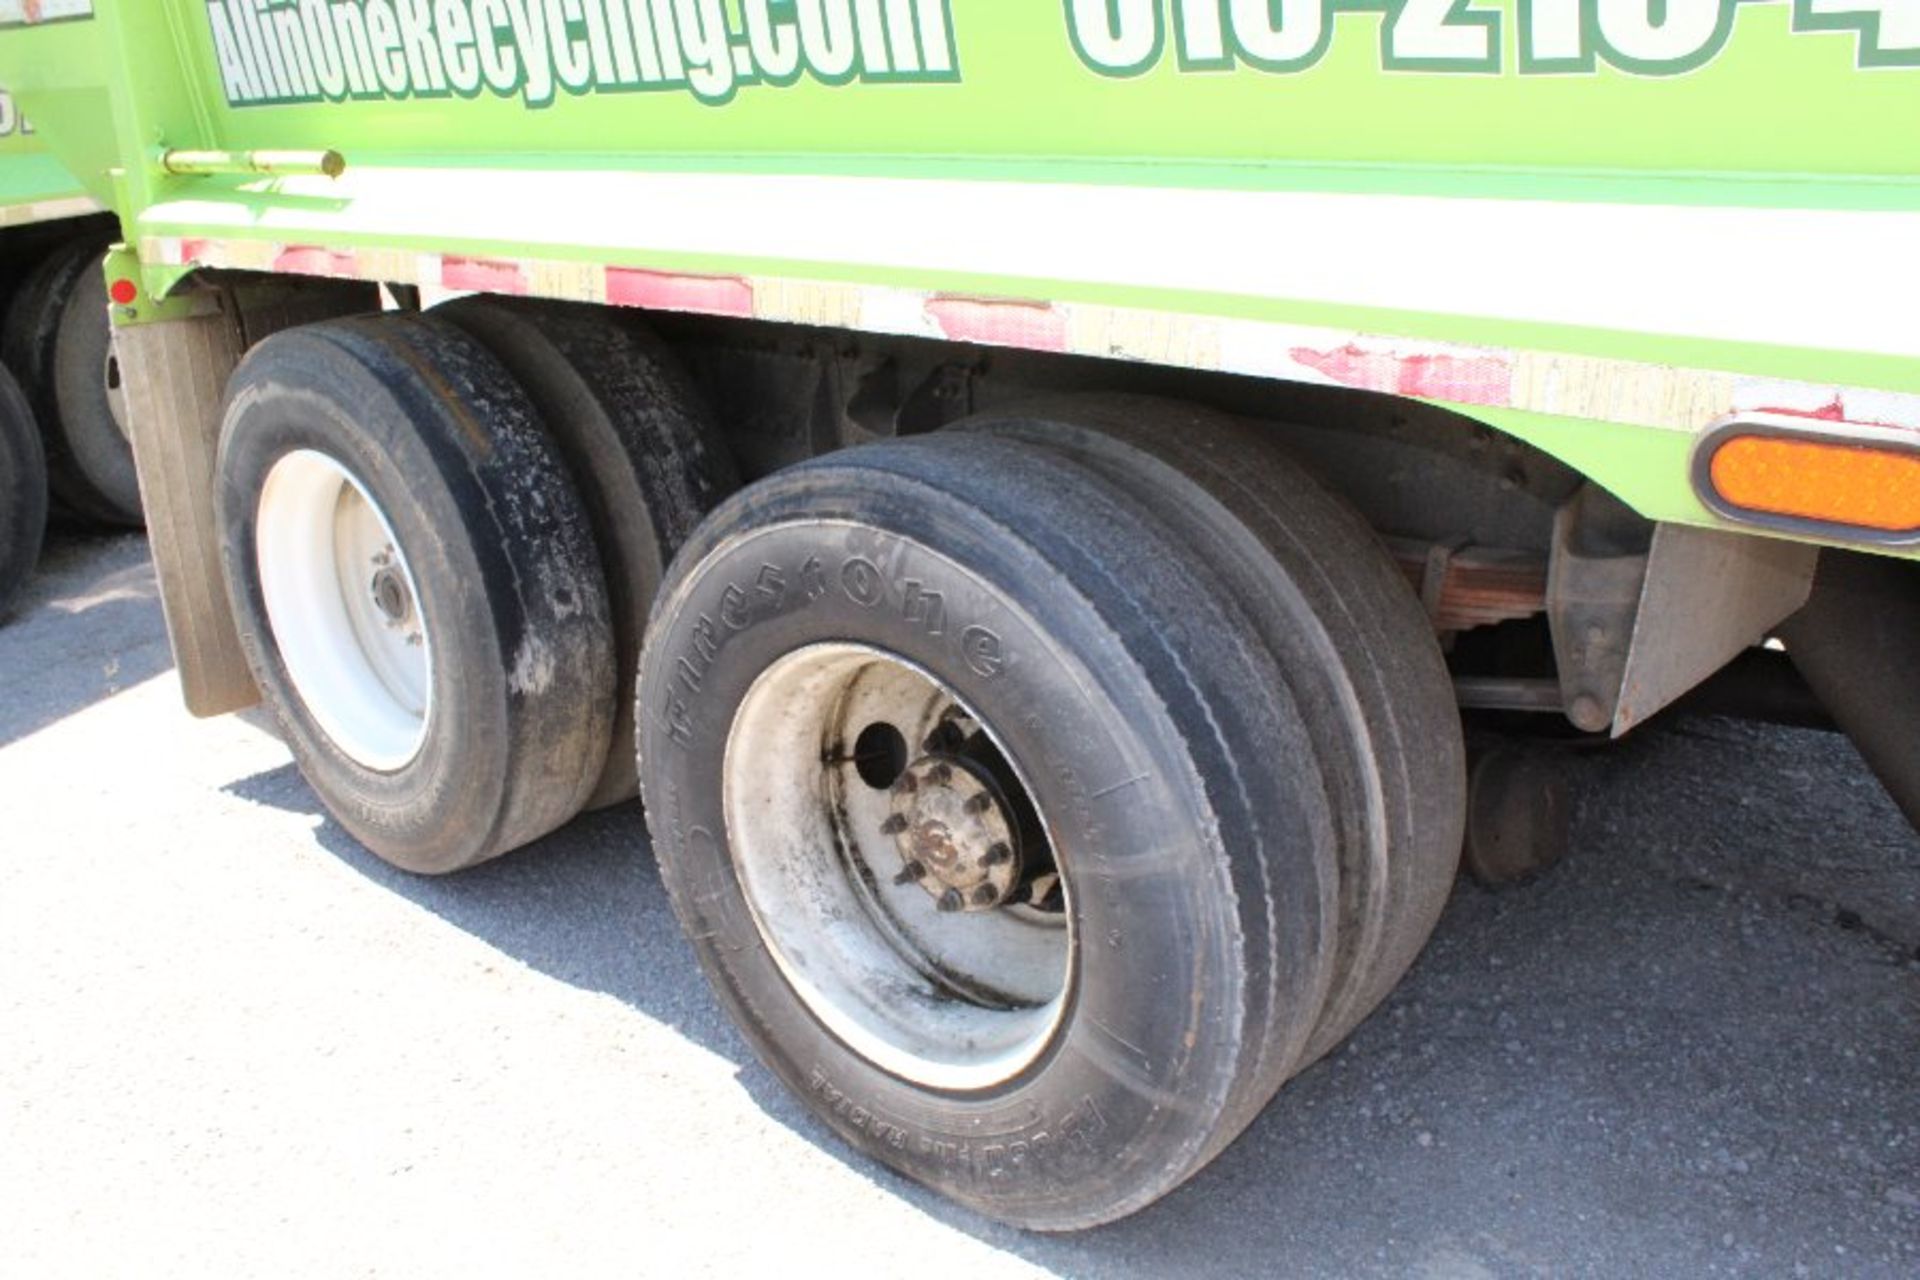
[0,362,46,622]
[49,252,142,523]
[216,315,616,874]
[638,433,1342,1230]
[436,297,738,810]
[962,396,1467,1067]
[1778,550,1920,835]
[1,238,140,527]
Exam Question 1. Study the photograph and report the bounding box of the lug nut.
[880,813,909,835]
[936,888,964,913]
[893,861,927,885]
[971,884,998,907]
[982,842,1012,867]
[926,763,952,785]
[964,792,993,814]
[893,772,918,794]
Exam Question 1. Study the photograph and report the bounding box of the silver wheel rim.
[723,643,1073,1092]
[256,450,432,772]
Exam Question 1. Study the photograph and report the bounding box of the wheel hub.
[886,753,1023,913]
[723,642,1071,1089]
[368,555,415,632]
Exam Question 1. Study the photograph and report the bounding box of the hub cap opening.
[724,643,1072,1092]
[104,345,130,440]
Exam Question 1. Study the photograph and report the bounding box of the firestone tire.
[435,297,737,809]
[216,315,615,874]
[1,239,140,527]
[638,434,1340,1230]
[0,362,46,623]
[962,396,1467,1066]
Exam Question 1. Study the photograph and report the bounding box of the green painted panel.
[0,3,1911,196]
[165,4,1920,180]
[0,1,1912,556]
[0,84,94,218]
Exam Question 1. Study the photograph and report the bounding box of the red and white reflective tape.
[141,234,1920,438]
[0,194,100,230]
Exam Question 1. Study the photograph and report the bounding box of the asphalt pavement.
[2,532,1916,1278]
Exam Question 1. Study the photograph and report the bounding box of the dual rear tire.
[637,399,1465,1228]
[215,306,735,872]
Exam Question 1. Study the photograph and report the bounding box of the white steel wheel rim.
[256,449,432,772]
[724,642,1073,1093]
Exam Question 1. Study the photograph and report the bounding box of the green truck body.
[1,0,1915,552]
[0,84,95,228]
[2,1,1915,1231]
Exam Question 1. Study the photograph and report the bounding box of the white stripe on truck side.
[142,168,1920,359]
[140,231,1920,443]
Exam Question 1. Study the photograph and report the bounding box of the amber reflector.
[1708,435,1920,534]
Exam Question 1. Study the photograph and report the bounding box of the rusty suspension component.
[1386,537,1547,634]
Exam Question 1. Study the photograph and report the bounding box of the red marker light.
[108,278,139,306]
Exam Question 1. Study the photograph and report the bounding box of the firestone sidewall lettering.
[204,0,960,107]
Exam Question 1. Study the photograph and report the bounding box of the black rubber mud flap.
[436,297,738,809]
[638,433,1341,1230]
[216,315,615,873]
[0,362,46,622]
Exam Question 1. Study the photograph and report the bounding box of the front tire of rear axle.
[216,315,615,874]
